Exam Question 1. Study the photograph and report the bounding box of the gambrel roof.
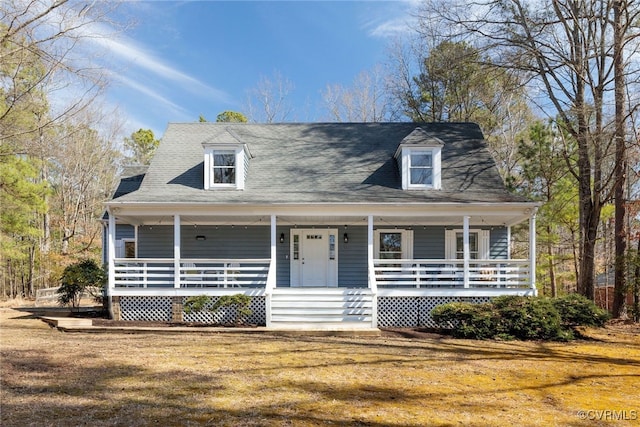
[110,122,527,205]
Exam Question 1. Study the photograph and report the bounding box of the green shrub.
[552,293,611,327]
[491,296,565,340]
[431,302,498,339]
[184,294,252,325]
[430,294,607,341]
[57,259,106,312]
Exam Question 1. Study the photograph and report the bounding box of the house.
[104,122,540,329]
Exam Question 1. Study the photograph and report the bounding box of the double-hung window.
[409,151,433,186]
[212,150,236,185]
[203,142,248,190]
[445,229,490,261]
[394,128,443,190]
[374,229,414,261]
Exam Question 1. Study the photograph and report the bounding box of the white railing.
[113,258,270,288]
[373,259,531,289]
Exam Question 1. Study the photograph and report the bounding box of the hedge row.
[431,294,610,341]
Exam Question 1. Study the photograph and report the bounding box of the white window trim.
[374,229,414,259]
[203,144,245,190]
[400,147,441,190]
[116,238,136,258]
[445,229,490,260]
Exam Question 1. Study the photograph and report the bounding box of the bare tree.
[1,0,120,141]
[420,0,640,302]
[321,65,393,122]
[245,71,294,123]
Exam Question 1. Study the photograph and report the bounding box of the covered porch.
[105,204,538,328]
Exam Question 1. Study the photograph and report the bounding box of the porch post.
[174,214,181,289]
[368,214,378,328]
[529,210,537,292]
[107,208,116,290]
[269,214,277,287]
[367,215,374,288]
[463,216,470,288]
[265,214,277,328]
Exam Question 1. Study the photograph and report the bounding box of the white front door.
[290,229,338,287]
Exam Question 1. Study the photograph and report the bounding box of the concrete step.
[271,308,371,317]
[271,300,373,309]
[269,321,376,330]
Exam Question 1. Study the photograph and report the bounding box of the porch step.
[269,288,375,330]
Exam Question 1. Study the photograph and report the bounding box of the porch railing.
[373,259,531,289]
[113,258,270,288]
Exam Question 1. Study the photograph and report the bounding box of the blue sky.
[100,1,417,137]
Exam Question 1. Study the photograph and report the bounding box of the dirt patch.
[91,319,258,328]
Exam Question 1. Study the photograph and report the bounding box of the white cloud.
[91,31,231,104]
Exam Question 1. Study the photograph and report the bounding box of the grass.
[1,307,639,426]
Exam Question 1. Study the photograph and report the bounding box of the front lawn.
[1,308,638,426]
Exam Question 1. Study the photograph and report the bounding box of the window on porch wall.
[445,229,490,261]
[374,229,413,262]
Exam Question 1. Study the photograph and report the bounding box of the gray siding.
[138,225,174,258]
[414,227,446,259]
[339,227,368,287]
[181,226,270,258]
[276,226,290,287]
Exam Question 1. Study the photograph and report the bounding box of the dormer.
[394,127,443,190]
[202,129,251,190]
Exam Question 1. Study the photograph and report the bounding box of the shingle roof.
[111,122,528,205]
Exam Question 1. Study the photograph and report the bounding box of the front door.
[290,229,338,287]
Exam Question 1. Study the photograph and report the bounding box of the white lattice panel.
[120,296,172,322]
[378,297,419,327]
[183,296,266,326]
[378,296,492,328]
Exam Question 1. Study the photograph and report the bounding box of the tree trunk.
[612,0,627,318]
[547,224,557,297]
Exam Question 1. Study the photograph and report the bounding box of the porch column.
[368,214,378,328]
[463,216,470,288]
[529,210,537,291]
[174,214,181,289]
[269,214,277,289]
[367,215,374,289]
[107,208,116,290]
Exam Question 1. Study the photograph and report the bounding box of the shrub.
[430,294,607,341]
[431,302,498,339]
[57,259,106,312]
[184,294,252,325]
[491,296,565,340]
[551,293,611,327]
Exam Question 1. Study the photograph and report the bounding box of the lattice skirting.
[183,296,266,326]
[377,296,492,328]
[119,296,173,322]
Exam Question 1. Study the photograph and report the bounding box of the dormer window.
[409,151,433,186]
[202,129,250,190]
[395,127,443,190]
[212,150,236,184]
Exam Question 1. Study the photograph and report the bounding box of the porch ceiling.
[113,213,532,228]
